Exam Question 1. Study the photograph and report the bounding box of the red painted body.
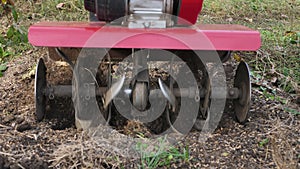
[178,0,204,24]
[28,22,261,51]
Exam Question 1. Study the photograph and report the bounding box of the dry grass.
[260,109,299,169]
[49,132,126,169]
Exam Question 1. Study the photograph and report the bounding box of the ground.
[0,0,299,169]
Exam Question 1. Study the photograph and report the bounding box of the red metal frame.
[178,0,204,25]
[28,22,261,51]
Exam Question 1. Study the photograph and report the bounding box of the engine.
[84,0,204,27]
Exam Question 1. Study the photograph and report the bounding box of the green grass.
[135,138,189,169]
[0,3,30,71]
[284,107,300,116]
[259,138,269,147]
[29,0,88,22]
[200,0,300,93]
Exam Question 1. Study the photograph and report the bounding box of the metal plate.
[35,58,47,121]
[28,22,261,51]
[233,61,251,124]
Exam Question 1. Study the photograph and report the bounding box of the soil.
[0,47,299,169]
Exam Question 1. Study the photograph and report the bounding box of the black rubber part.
[95,0,126,22]
[218,51,231,63]
[89,12,98,21]
[85,0,181,23]
[173,0,181,16]
[233,61,251,124]
[84,0,96,13]
[35,58,47,121]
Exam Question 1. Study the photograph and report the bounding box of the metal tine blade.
[158,78,177,110]
[104,75,125,109]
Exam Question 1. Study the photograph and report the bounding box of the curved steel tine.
[158,78,176,110]
[104,75,125,109]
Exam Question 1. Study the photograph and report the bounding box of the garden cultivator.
[29,0,260,133]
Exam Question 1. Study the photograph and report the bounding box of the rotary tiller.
[29,0,261,131]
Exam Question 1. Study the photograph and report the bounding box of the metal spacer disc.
[35,58,47,121]
[233,61,251,124]
[132,82,148,111]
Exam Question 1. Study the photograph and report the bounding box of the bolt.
[229,89,235,96]
[49,93,55,100]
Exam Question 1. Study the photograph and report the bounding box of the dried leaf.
[222,152,229,157]
[1,0,14,5]
[56,3,65,10]
[22,65,36,79]
[233,53,242,62]
[271,77,277,83]
[245,17,253,23]
[226,18,233,22]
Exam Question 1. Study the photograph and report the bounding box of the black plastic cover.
[84,0,126,22]
[84,0,96,13]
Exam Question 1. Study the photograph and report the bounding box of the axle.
[43,84,240,100]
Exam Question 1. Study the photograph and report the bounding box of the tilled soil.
[0,49,299,169]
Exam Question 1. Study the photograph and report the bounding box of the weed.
[136,138,189,169]
[259,138,269,147]
[0,45,10,62]
[0,3,29,67]
[284,31,300,46]
[284,108,300,116]
[0,63,7,77]
[259,87,288,104]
